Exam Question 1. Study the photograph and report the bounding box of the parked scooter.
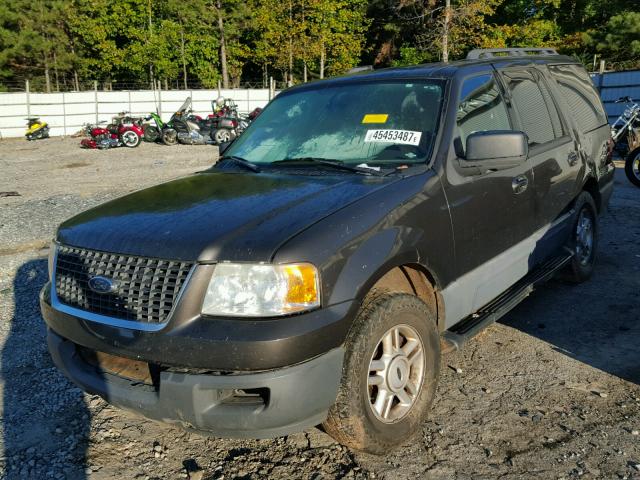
[80,113,143,149]
[611,97,640,188]
[25,117,50,140]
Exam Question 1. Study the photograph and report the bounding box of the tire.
[143,125,160,142]
[625,148,640,188]
[121,130,141,148]
[563,191,598,283]
[214,128,232,144]
[323,292,440,454]
[162,129,178,146]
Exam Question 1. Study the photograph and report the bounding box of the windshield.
[225,79,445,165]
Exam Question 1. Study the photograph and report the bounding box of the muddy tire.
[563,191,598,283]
[323,293,440,454]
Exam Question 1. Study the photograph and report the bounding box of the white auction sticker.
[364,129,422,146]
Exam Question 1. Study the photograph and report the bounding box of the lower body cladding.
[48,330,344,438]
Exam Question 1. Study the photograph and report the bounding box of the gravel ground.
[0,137,639,479]
[0,137,216,251]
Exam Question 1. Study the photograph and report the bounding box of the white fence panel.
[0,88,275,139]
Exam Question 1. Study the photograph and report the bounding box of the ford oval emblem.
[88,276,118,294]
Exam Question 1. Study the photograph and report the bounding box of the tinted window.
[456,74,511,146]
[503,70,564,145]
[548,64,608,133]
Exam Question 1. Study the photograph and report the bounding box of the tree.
[583,11,640,70]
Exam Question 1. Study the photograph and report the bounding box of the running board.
[442,252,573,352]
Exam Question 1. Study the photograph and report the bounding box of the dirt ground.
[0,137,639,480]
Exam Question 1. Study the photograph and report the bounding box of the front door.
[440,72,537,327]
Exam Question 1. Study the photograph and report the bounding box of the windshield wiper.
[218,155,261,172]
[272,157,384,176]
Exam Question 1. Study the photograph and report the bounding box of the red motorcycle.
[80,113,143,149]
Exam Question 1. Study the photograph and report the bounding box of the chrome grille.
[54,245,193,325]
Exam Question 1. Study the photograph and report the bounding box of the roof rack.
[466,48,559,60]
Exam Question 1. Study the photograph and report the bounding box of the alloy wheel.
[575,208,594,266]
[215,129,231,143]
[122,131,139,147]
[368,324,425,423]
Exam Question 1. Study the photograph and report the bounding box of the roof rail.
[466,48,559,60]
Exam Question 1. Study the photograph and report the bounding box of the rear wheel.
[323,293,440,454]
[625,148,640,188]
[143,125,160,142]
[213,128,232,144]
[563,191,598,283]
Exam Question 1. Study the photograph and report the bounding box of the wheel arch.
[581,175,602,213]
[357,260,445,332]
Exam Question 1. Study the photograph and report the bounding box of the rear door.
[500,67,580,262]
[546,63,612,191]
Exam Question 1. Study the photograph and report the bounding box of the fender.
[273,170,455,314]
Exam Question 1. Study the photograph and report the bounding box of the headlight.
[48,241,57,281]
[202,263,320,317]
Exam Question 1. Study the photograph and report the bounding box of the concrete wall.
[0,88,274,138]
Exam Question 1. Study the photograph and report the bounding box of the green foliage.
[252,0,368,81]
[391,46,432,67]
[584,11,640,69]
[0,0,638,91]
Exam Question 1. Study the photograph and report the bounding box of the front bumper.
[40,280,356,371]
[48,329,344,438]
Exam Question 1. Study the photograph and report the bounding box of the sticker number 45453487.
[364,129,422,146]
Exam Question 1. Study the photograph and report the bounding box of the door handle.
[568,151,579,166]
[512,175,528,194]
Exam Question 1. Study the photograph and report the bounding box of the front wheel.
[625,148,640,188]
[162,129,178,146]
[323,293,440,454]
[121,130,141,148]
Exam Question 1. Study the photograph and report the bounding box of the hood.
[57,171,400,262]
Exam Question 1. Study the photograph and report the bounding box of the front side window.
[503,70,564,145]
[225,80,445,166]
[456,74,511,146]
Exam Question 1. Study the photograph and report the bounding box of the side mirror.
[218,140,234,155]
[460,130,528,174]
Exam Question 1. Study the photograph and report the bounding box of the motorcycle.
[142,112,165,143]
[80,113,143,149]
[25,117,50,140]
[611,97,640,187]
[207,99,262,144]
[161,97,218,145]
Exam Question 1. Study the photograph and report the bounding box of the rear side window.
[503,70,565,146]
[548,64,608,133]
[456,74,511,146]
